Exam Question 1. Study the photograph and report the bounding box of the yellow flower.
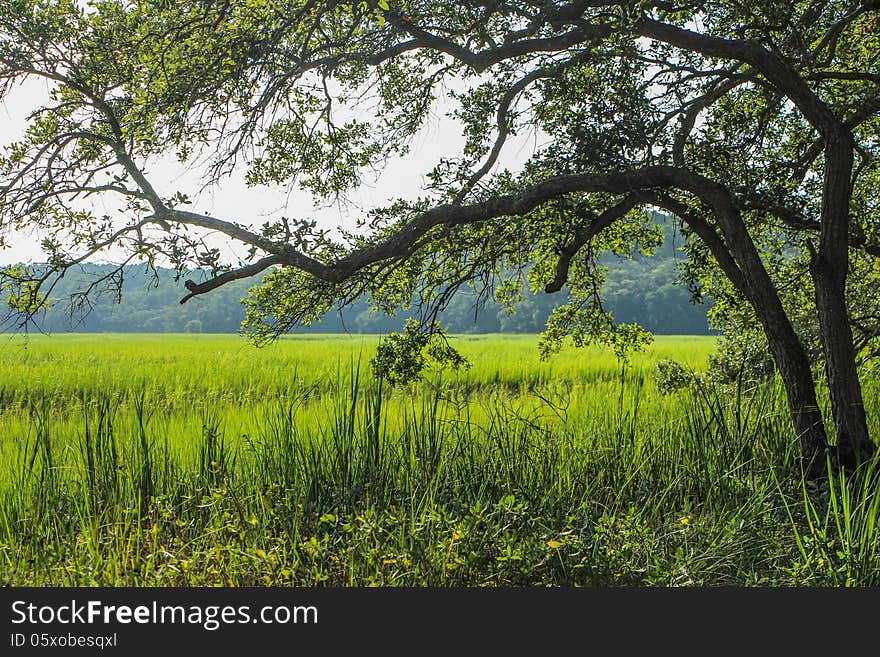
[680,517,690,526]
[382,559,397,565]
[547,540,563,549]
[255,549,267,559]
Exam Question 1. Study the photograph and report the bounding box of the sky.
[0,74,537,268]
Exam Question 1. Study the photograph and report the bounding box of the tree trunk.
[731,275,827,475]
[813,262,872,467]
[757,310,829,469]
[665,191,829,469]
[695,191,830,468]
[812,135,874,468]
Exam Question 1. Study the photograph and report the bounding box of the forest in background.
[18,218,712,335]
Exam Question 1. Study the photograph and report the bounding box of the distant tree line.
[17,220,711,336]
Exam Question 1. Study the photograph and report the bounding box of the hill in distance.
[14,218,712,336]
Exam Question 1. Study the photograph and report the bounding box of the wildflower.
[255,549,267,559]
[547,540,563,549]
[680,517,690,526]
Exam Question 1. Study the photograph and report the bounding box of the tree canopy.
[1,1,878,468]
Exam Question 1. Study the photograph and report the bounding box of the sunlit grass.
[0,333,876,586]
[0,333,716,405]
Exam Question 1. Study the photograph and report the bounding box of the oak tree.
[1,1,878,469]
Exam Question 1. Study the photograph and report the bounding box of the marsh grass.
[0,334,876,585]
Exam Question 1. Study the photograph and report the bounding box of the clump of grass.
[778,457,880,586]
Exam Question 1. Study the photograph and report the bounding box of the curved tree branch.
[545,193,640,293]
[180,254,287,303]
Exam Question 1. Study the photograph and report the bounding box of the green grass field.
[1,334,877,586]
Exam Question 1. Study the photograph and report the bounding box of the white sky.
[0,75,538,267]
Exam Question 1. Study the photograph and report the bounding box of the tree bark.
[812,134,874,468]
[724,241,829,470]
[813,262,872,467]
[680,184,830,465]
[652,192,828,467]
[755,303,829,471]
